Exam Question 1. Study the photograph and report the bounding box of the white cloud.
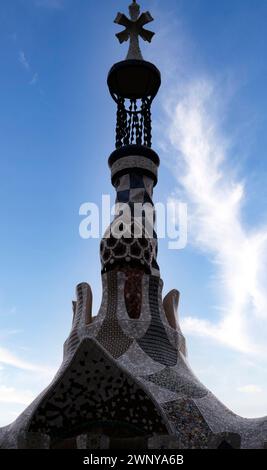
[237,384,263,394]
[0,350,57,425]
[29,73,38,86]
[18,52,39,87]
[0,407,19,427]
[0,386,34,405]
[0,347,56,425]
[19,51,30,70]
[0,346,55,376]
[164,78,267,356]
[0,347,56,426]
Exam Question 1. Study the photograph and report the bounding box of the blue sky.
[0,0,267,425]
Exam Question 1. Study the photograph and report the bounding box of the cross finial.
[114,1,155,60]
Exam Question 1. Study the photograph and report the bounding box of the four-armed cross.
[114,1,155,60]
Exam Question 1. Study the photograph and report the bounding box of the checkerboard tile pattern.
[100,169,160,275]
[115,173,154,206]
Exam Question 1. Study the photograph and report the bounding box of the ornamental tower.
[1,1,267,449]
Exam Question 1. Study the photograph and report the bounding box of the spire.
[108,2,161,150]
[114,1,155,60]
[104,2,161,276]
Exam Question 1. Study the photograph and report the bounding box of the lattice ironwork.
[115,97,152,149]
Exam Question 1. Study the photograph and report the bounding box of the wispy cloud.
[0,407,20,427]
[0,346,55,376]
[237,384,263,394]
[0,346,56,424]
[0,386,34,405]
[29,73,38,86]
[18,51,39,87]
[0,307,16,318]
[0,344,54,424]
[19,51,30,70]
[164,78,267,356]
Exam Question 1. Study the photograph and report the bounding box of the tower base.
[0,271,267,449]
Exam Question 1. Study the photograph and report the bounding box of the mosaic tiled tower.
[1,1,267,449]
